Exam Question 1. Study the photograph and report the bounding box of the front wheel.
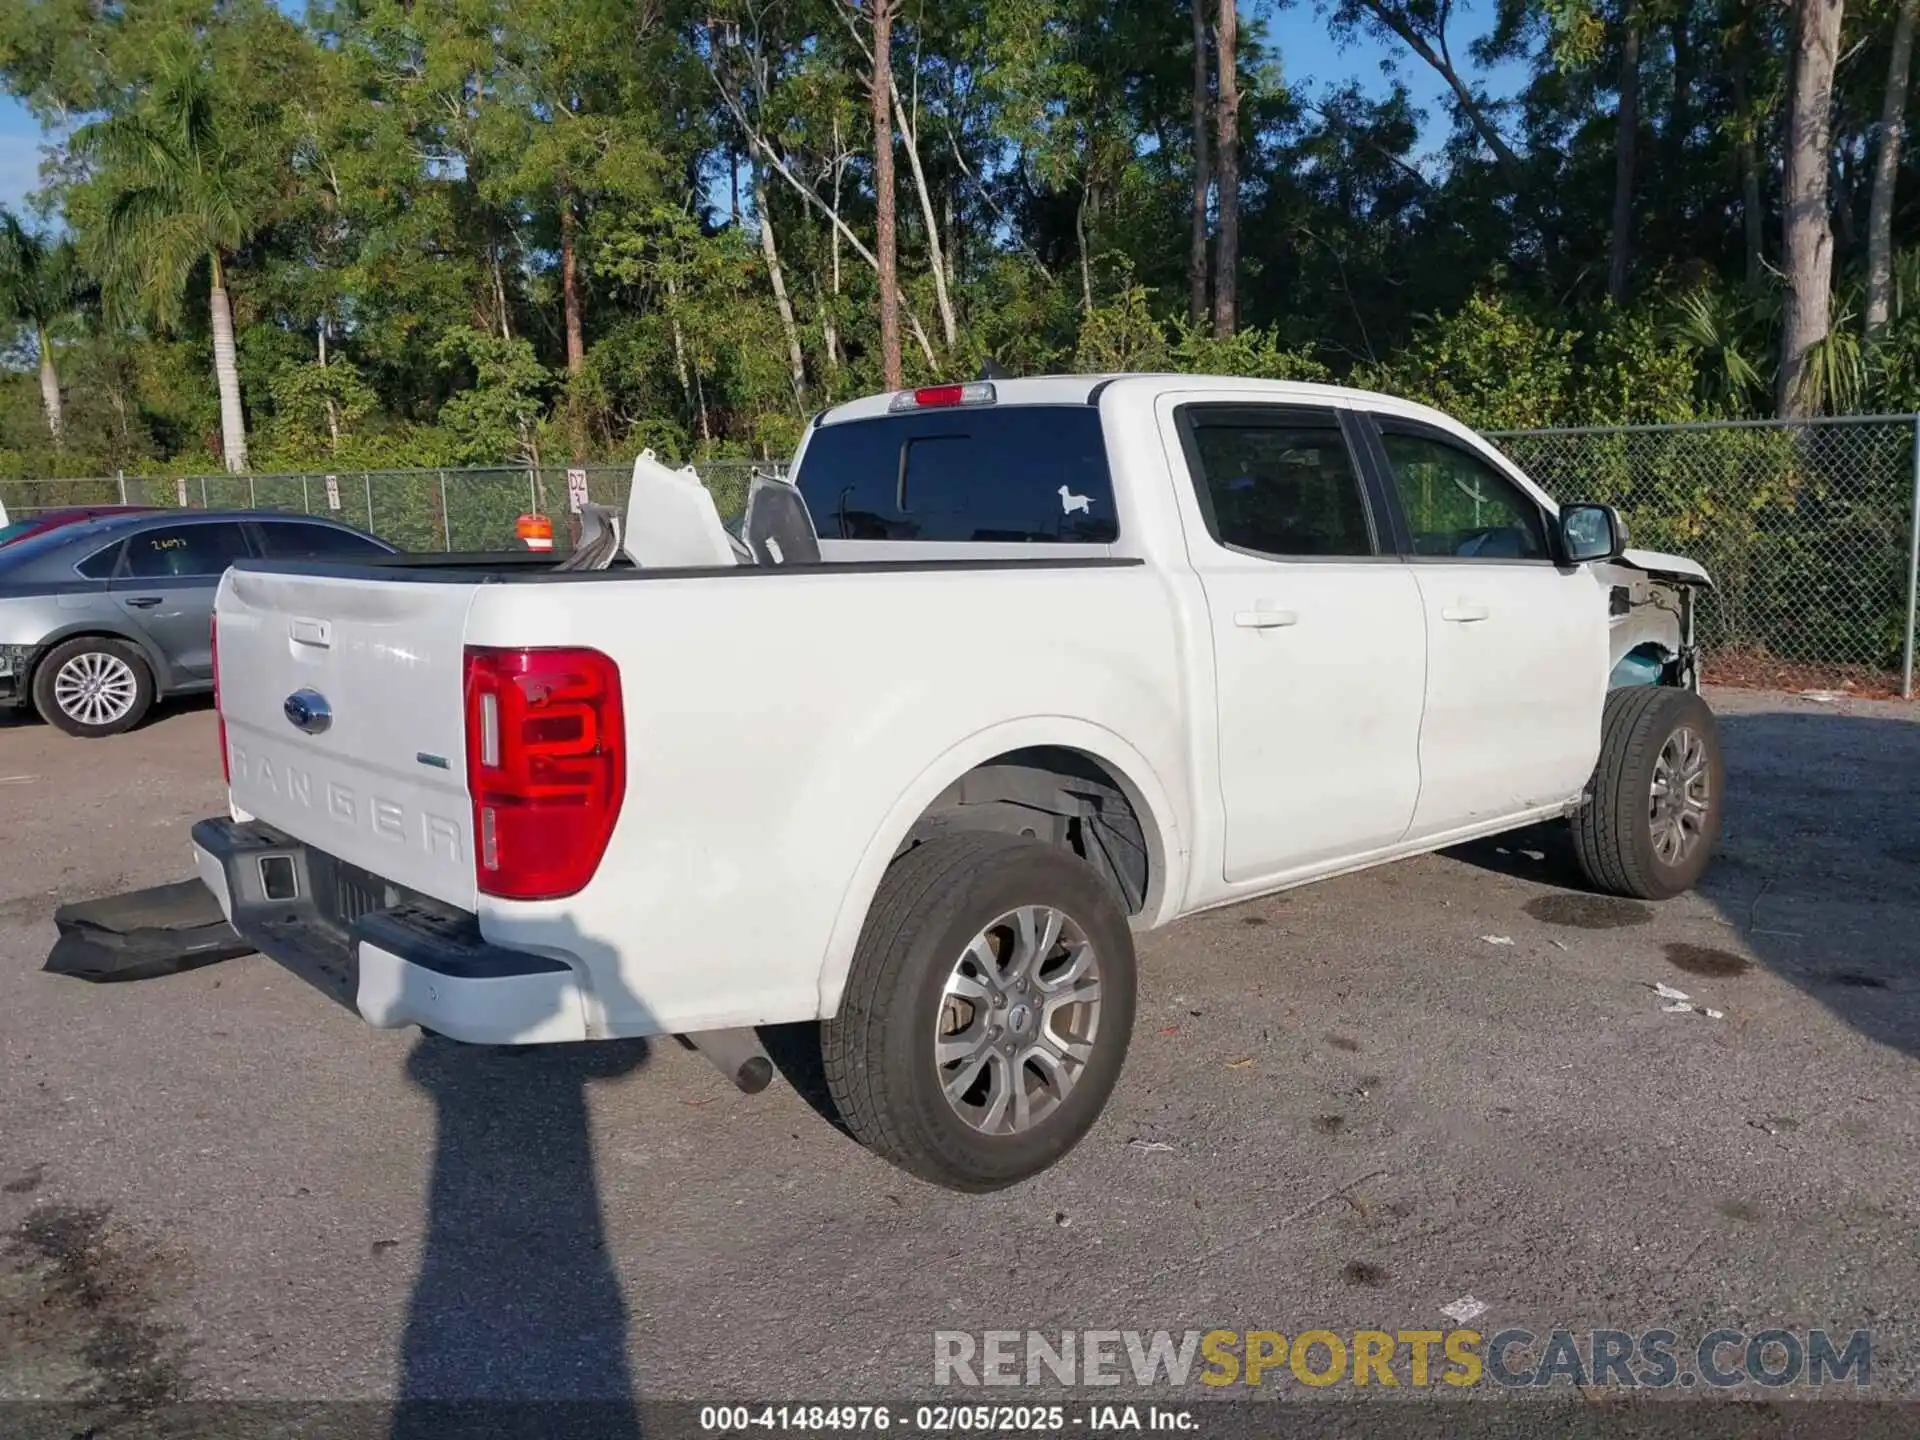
[1570,686,1724,900]
[823,833,1137,1192]
[31,636,154,738]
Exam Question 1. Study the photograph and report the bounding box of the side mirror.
[1558,503,1626,564]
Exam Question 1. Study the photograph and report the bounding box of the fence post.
[365,474,375,533]
[116,469,127,505]
[301,475,310,513]
[247,474,256,509]
[438,469,452,551]
[528,468,538,514]
[199,476,208,509]
[1904,415,1920,700]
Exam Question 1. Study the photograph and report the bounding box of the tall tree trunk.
[1666,11,1693,178]
[890,83,958,350]
[208,254,248,473]
[1779,0,1846,417]
[755,177,808,407]
[560,194,586,458]
[1077,189,1094,314]
[1189,0,1211,325]
[870,0,902,389]
[827,130,846,382]
[1213,0,1240,337]
[1732,44,1766,288]
[1609,18,1641,305]
[1867,0,1918,336]
[34,321,62,442]
[318,317,341,455]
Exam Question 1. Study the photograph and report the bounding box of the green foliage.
[4,0,1920,486]
[433,328,551,466]
[1357,294,1578,431]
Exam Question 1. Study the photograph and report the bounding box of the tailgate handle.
[290,618,332,648]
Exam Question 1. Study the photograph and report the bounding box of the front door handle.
[121,596,164,609]
[1234,607,1299,630]
[1441,602,1491,623]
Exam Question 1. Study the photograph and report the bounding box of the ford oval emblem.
[283,688,333,735]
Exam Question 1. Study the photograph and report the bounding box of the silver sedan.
[0,510,393,737]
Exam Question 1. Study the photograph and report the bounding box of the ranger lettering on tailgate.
[229,741,465,865]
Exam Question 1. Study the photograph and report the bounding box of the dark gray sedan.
[0,510,393,737]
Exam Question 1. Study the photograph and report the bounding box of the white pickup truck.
[192,375,1719,1191]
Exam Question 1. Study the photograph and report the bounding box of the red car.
[0,504,159,548]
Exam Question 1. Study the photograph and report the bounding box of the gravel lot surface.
[1,688,1914,1431]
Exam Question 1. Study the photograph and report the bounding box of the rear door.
[109,520,253,683]
[1170,397,1428,883]
[1356,414,1606,839]
[217,566,481,907]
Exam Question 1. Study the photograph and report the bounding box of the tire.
[823,833,1137,1192]
[31,636,155,738]
[1570,686,1724,901]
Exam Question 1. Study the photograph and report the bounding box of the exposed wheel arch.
[900,747,1152,916]
[815,721,1184,1020]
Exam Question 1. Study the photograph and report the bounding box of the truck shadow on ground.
[1445,706,1920,1059]
[391,931,653,1439]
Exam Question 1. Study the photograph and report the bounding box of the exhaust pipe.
[686,1028,775,1094]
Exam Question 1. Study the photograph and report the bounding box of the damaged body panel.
[1598,548,1710,691]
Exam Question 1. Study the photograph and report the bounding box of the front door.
[1358,415,1607,840]
[1172,399,1428,884]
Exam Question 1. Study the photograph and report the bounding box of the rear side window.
[797,405,1117,543]
[255,521,388,559]
[122,522,252,579]
[1182,407,1377,558]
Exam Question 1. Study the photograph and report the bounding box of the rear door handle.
[1234,607,1299,630]
[1441,602,1491,623]
[122,596,163,609]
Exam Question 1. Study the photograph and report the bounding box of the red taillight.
[211,614,229,784]
[463,645,625,901]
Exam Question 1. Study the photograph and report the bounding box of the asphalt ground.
[1,688,1915,1437]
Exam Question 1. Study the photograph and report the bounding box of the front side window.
[1376,428,1550,561]
[1184,409,1376,558]
[122,523,253,579]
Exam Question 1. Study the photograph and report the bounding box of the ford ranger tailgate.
[215,566,479,909]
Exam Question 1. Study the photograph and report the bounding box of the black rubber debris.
[45,879,254,983]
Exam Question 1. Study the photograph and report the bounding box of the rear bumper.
[190,816,590,1044]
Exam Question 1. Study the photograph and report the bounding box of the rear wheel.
[823,833,1137,1191]
[31,637,154,738]
[1570,686,1723,900]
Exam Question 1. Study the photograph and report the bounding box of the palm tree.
[74,39,263,472]
[0,212,83,442]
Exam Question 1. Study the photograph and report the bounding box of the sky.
[0,1,1533,220]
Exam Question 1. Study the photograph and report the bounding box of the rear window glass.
[797,405,1117,543]
[255,521,389,558]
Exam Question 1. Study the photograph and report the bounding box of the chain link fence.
[4,421,1917,695]
[0,460,773,555]
[1489,416,1920,697]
